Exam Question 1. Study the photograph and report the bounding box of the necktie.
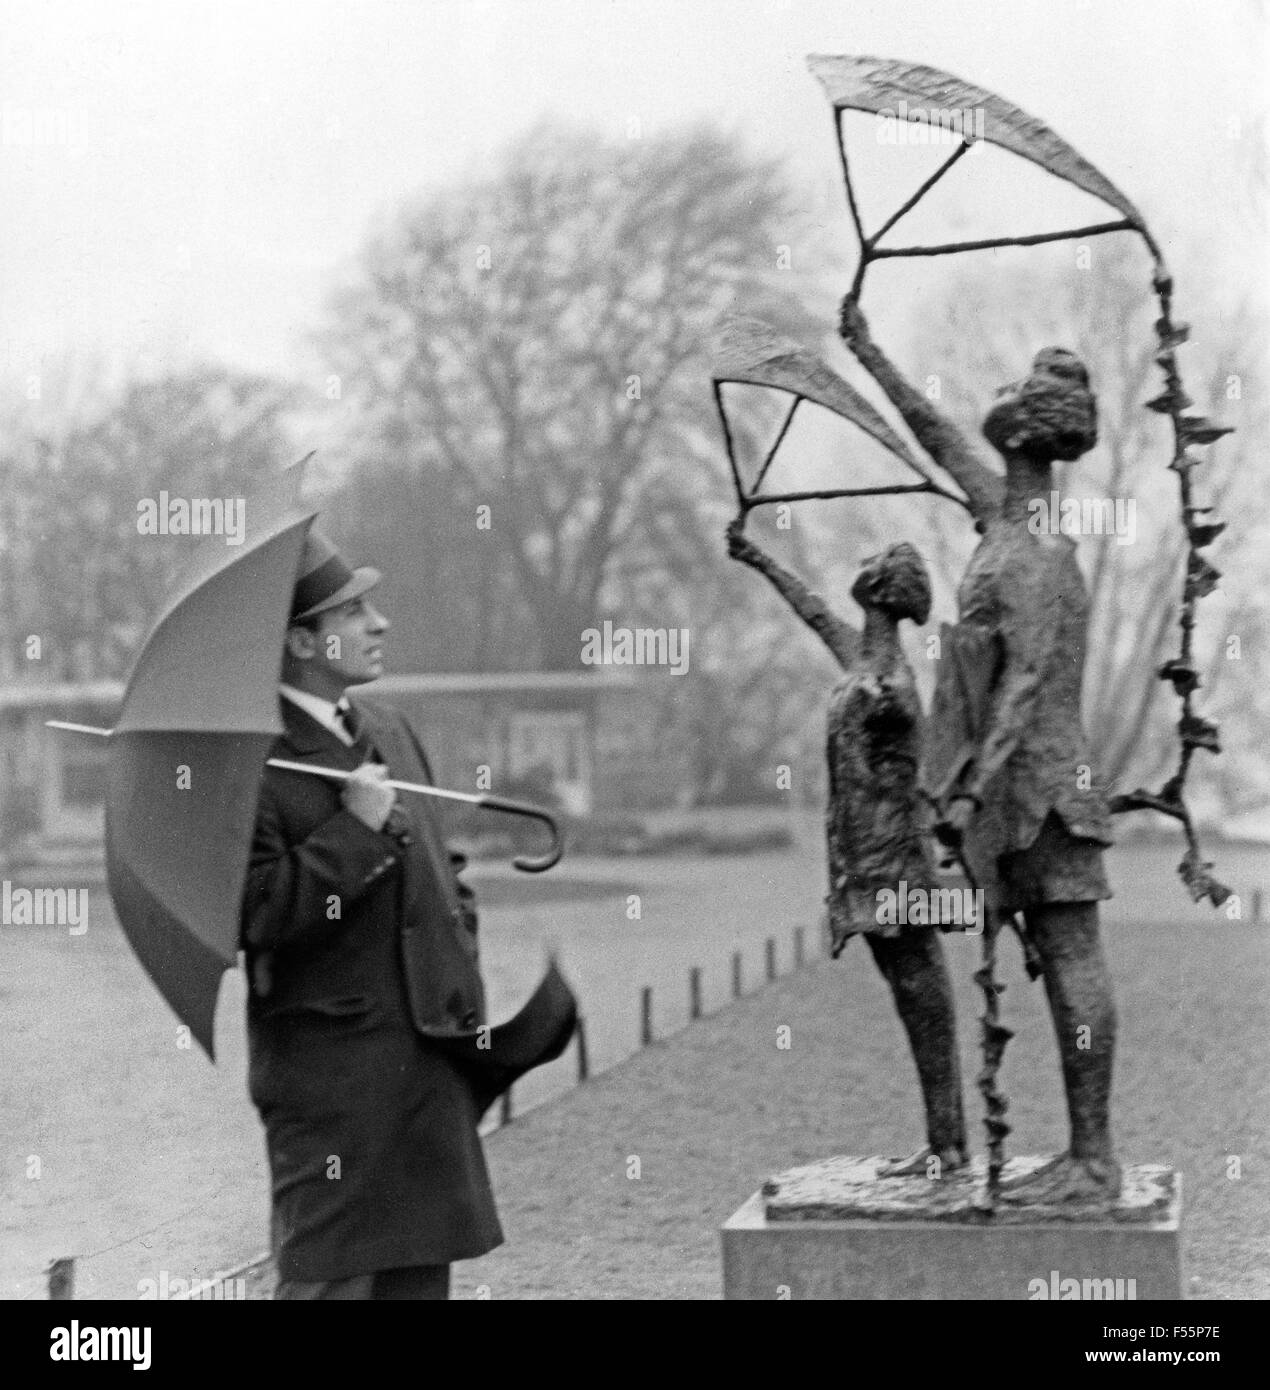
[335,699,377,762]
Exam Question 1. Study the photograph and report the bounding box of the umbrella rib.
[47,723,483,806]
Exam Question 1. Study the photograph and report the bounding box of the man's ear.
[284,624,318,661]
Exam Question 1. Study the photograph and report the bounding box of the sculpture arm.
[726,519,858,668]
[839,297,1002,525]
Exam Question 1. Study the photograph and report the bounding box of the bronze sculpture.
[727,318,1124,1202]
[715,53,1233,1212]
[727,525,967,1175]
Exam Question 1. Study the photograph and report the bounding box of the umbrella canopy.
[100,461,568,1061]
[106,464,318,1058]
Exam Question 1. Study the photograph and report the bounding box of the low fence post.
[765,938,776,983]
[576,1015,589,1082]
[689,967,702,1021]
[500,1088,513,1127]
[47,1257,74,1300]
[731,951,742,1000]
[640,986,653,1046]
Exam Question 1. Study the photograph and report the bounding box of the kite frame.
[714,53,1233,908]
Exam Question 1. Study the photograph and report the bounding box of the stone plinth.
[721,1156,1182,1300]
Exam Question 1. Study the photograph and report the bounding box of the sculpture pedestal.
[721,1156,1182,1300]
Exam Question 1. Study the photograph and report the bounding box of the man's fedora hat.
[290,528,381,622]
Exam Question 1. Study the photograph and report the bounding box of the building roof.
[0,670,639,713]
[374,671,639,696]
[0,681,125,712]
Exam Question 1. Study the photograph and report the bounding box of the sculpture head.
[851,541,932,625]
[982,348,1098,464]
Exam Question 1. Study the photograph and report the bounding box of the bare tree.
[0,366,294,680]
[616,494,842,806]
[322,120,822,671]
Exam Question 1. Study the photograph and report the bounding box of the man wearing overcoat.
[240,530,507,1299]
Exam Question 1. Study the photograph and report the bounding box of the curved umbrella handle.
[476,794,564,873]
[46,727,568,874]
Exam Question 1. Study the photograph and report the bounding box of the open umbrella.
[50,462,563,1057]
[101,463,315,1058]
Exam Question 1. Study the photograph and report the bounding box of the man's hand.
[838,294,870,345]
[933,795,976,849]
[342,763,397,831]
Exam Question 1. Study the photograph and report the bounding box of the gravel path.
[444,907,1270,1300]
[241,894,1270,1300]
[7,835,1267,1301]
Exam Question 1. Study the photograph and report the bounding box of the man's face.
[304,595,390,687]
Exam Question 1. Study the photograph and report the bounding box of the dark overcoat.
[240,694,503,1282]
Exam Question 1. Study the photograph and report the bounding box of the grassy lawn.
[3,826,1267,1299]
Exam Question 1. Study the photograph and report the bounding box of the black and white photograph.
[1,0,1266,1342]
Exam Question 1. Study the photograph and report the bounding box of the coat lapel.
[347,697,461,918]
[277,696,365,771]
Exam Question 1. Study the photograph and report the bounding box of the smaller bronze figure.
[727,522,967,1175]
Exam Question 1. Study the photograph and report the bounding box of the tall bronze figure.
[840,302,1119,1202]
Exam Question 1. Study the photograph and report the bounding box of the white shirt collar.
[279,683,354,746]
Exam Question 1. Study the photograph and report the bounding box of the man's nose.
[367,604,389,633]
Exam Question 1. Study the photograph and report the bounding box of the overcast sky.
[1,0,1264,396]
